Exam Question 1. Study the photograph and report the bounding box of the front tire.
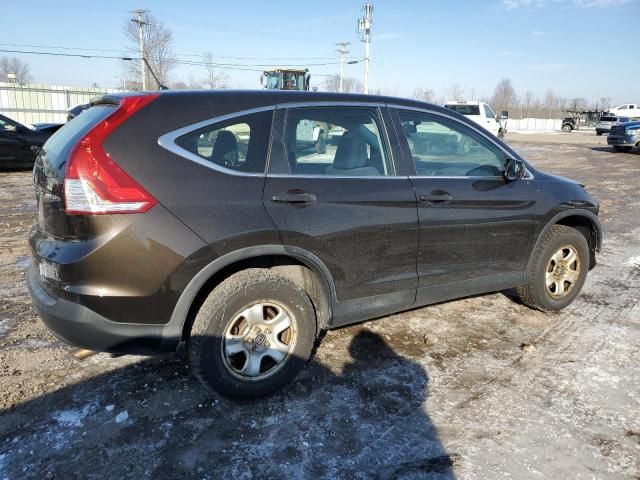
[562,124,572,133]
[516,225,589,311]
[189,269,317,398]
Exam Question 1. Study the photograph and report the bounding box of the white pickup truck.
[444,100,505,138]
[606,104,640,119]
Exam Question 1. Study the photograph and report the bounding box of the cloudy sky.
[1,0,638,103]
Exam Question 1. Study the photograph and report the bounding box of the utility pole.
[335,42,350,93]
[131,9,150,90]
[357,3,373,94]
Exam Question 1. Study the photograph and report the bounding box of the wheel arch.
[161,245,335,350]
[530,210,602,272]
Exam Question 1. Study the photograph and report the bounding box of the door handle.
[272,191,317,204]
[419,192,453,203]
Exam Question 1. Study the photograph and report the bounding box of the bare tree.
[491,78,518,116]
[445,82,464,101]
[324,75,339,92]
[522,90,534,118]
[340,76,363,94]
[411,87,435,103]
[171,81,189,90]
[122,12,175,89]
[202,52,229,89]
[0,56,32,83]
[542,90,559,118]
[569,97,587,112]
[598,96,611,111]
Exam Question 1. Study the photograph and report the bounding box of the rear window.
[38,105,115,177]
[600,116,616,122]
[445,104,480,116]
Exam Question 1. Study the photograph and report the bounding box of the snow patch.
[54,403,95,428]
[115,410,129,424]
[624,255,640,266]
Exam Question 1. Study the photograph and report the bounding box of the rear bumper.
[27,266,179,355]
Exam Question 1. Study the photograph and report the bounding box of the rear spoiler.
[90,92,159,107]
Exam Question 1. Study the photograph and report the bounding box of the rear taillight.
[64,94,159,215]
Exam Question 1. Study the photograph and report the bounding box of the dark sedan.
[0,114,63,168]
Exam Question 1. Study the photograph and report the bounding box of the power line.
[0,48,362,71]
[0,43,361,62]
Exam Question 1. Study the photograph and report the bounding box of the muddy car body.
[27,90,602,397]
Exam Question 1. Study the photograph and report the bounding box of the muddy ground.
[0,133,639,479]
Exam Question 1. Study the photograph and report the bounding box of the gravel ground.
[0,134,639,479]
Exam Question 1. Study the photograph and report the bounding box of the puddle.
[0,317,11,338]
[12,255,31,270]
[12,202,37,213]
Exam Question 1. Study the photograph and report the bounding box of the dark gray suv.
[28,90,602,398]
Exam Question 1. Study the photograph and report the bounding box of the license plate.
[38,260,61,283]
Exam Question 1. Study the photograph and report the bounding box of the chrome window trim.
[276,101,387,109]
[157,105,276,177]
[389,104,535,180]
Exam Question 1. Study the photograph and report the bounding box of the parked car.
[607,121,640,152]
[27,91,602,398]
[0,113,63,168]
[67,103,91,121]
[443,100,505,138]
[606,103,640,118]
[595,115,630,136]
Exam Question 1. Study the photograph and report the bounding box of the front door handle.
[272,191,317,204]
[419,192,453,203]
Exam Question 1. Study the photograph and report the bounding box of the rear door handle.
[272,191,317,204]
[419,193,453,203]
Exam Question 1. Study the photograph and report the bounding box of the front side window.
[398,110,505,177]
[483,104,496,119]
[176,110,273,173]
[283,106,393,176]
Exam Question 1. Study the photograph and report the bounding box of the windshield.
[445,104,480,115]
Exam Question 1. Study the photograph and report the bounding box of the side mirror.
[505,158,525,181]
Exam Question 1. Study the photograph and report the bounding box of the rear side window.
[445,104,480,116]
[176,110,273,173]
[39,105,115,176]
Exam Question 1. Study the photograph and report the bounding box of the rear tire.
[516,225,589,312]
[596,131,603,136]
[189,269,317,398]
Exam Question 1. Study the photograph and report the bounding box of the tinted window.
[619,117,630,123]
[483,104,496,119]
[398,110,505,177]
[176,110,273,173]
[445,104,480,115]
[282,107,393,176]
[600,117,616,122]
[0,115,20,132]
